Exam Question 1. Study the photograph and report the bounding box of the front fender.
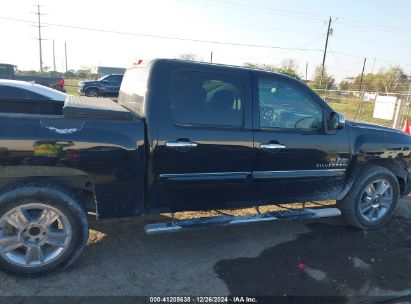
[346,123,411,195]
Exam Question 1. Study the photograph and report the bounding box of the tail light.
[59,79,65,88]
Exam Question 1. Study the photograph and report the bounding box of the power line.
[177,0,324,21]
[176,16,322,36]
[0,16,323,52]
[339,18,411,34]
[328,50,411,67]
[238,35,325,61]
[333,35,411,50]
[180,0,411,35]
[189,0,327,18]
[2,15,411,70]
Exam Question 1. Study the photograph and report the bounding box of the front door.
[252,73,351,204]
[104,75,123,97]
[152,66,254,212]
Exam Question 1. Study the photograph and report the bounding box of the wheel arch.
[358,159,407,195]
[0,166,97,214]
[85,87,100,94]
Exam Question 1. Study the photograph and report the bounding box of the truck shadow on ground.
[214,216,411,299]
[5,211,411,297]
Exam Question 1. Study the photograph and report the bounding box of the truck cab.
[121,60,351,212]
[78,74,124,97]
[0,59,410,276]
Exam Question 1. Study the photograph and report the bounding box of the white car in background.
[0,79,67,101]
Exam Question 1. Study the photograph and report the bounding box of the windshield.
[97,75,109,81]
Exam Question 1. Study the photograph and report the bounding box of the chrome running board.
[145,207,341,234]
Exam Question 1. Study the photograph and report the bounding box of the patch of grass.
[64,78,84,96]
[317,92,394,128]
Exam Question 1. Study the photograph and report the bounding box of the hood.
[347,120,405,135]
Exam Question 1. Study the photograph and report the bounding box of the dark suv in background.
[78,74,124,97]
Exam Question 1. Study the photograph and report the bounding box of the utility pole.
[355,57,367,120]
[371,57,376,73]
[320,17,332,87]
[64,42,68,72]
[359,57,367,91]
[210,51,213,63]
[402,76,411,128]
[52,40,56,71]
[34,4,44,72]
[305,62,308,83]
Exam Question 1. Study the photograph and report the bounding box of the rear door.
[151,65,254,212]
[252,72,351,203]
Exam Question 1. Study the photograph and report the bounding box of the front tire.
[337,165,399,229]
[0,183,88,276]
[85,88,99,97]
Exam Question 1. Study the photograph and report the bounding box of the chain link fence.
[313,89,411,130]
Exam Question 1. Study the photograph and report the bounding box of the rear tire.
[0,182,88,276]
[337,165,399,229]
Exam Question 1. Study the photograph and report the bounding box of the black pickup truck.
[0,59,410,276]
[0,63,66,92]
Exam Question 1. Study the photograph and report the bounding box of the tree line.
[178,53,410,94]
[18,54,411,94]
[17,66,98,79]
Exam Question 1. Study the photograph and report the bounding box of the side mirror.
[102,80,108,84]
[328,112,345,130]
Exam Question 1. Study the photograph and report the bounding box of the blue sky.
[1,0,410,81]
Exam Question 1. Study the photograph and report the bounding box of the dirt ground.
[1,197,411,302]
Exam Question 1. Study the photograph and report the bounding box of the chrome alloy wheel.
[359,179,393,222]
[0,203,72,267]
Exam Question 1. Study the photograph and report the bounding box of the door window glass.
[0,66,9,77]
[170,71,243,127]
[258,78,323,129]
[105,75,123,84]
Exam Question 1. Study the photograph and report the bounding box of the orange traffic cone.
[403,119,410,135]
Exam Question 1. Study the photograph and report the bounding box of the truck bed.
[63,96,133,120]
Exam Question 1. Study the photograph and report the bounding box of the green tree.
[178,53,199,61]
[75,66,97,79]
[280,58,299,72]
[311,65,335,89]
[338,66,408,93]
[243,62,301,80]
[64,70,76,78]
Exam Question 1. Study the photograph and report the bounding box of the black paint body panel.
[0,113,146,218]
[1,59,411,219]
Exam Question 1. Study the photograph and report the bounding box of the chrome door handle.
[166,141,198,148]
[260,143,286,149]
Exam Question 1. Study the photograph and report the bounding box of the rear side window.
[0,85,48,99]
[169,71,243,127]
[118,67,149,116]
[0,66,10,77]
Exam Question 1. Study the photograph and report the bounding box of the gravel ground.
[0,198,411,301]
